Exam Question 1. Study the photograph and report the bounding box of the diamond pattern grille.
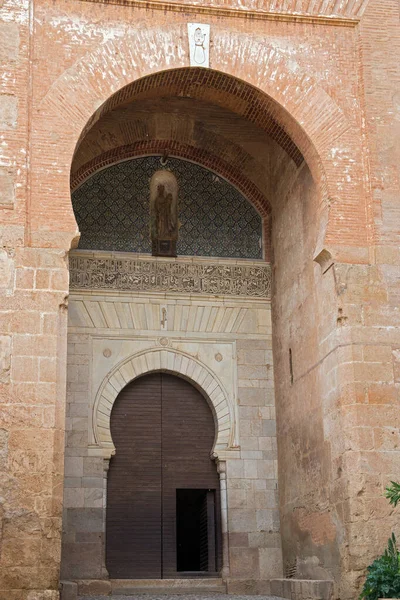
[72,156,262,259]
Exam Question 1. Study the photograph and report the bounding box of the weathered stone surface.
[0,95,17,130]
[0,428,8,470]
[0,249,13,290]
[0,335,11,383]
[76,580,111,596]
[226,580,272,595]
[270,578,333,600]
[60,581,77,600]
[26,591,59,600]
[64,508,103,533]
[0,21,19,61]
[0,169,15,208]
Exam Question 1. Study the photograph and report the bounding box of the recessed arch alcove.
[72,155,265,259]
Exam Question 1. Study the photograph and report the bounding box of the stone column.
[101,458,110,579]
[217,459,230,579]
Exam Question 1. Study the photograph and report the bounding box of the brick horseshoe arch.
[93,348,235,459]
[33,23,360,252]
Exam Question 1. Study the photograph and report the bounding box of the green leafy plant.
[359,533,400,599]
[385,482,400,508]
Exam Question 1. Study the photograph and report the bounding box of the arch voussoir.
[93,348,235,459]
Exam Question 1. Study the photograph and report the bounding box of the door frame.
[98,359,236,580]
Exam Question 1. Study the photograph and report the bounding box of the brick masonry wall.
[0,0,399,599]
[29,0,368,247]
[336,1,400,595]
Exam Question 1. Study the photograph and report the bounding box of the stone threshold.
[78,597,285,600]
[63,578,334,600]
[111,578,226,594]
[62,578,228,599]
[78,596,285,600]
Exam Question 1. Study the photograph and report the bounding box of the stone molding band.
[69,253,272,299]
[76,0,360,27]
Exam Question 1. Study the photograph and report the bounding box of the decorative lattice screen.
[72,156,263,259]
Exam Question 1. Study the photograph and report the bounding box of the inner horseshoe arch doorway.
[106,371,222,579]
[90,348,237,579]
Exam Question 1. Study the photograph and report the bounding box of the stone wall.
[272,165,343,585]
[61,256,281,593]
[0,247,69,600]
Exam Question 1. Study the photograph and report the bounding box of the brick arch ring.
[92,347,236,460]
[35,22,356,253]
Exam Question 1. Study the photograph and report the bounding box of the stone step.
[111,578,227,595]
[77,596,284,600]
[67,578,234,599]
[63,578,334,600]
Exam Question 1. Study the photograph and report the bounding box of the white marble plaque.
[188,23,210,68]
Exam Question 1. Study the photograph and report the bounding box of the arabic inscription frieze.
[69,254,271,299]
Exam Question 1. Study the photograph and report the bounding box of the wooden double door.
[106,372,221,579]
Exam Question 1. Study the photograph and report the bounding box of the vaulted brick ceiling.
[77,69,304,168]
[72,68,308,214]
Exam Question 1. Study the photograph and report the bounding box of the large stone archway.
[30,24,364,256]
[56,42,365,597]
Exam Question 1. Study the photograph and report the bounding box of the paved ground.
[78,595,285,600]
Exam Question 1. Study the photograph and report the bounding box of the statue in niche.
[150,170,178,257]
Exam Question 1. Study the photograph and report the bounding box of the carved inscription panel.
[69,253,272,299]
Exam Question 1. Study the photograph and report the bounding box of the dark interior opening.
[176,489,216,574]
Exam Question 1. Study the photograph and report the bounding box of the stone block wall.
[0,245,69,600]
[62,334,104,580]
[227,338,281,589]
[61,285,282,589]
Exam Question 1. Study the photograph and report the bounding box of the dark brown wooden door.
[106,374,162,578]
[161,374,220,577]
[106,372,220,579]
